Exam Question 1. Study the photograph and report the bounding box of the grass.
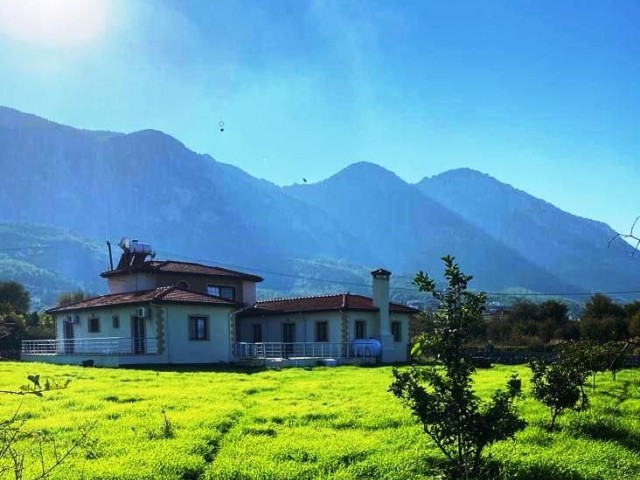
[0,362,638,480]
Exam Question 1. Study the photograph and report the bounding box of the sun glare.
[0,0,111,48]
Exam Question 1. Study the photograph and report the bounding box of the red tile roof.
[101,260,263,282]
[239,293,419,317]
[46,286,240,313]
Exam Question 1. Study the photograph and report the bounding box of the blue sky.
[0,0,638,234]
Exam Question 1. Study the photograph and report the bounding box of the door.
[132,316,146,354]
[282,323,295,357]
[63,321,74,354]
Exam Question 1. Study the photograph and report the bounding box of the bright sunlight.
[0,0,111,48]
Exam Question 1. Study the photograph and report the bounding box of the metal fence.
[21,337,159,356]
[234,342,377,359]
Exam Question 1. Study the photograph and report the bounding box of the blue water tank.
[351,338,382,357]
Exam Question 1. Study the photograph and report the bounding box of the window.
[176,280,190,289]
[315,321,328,342]
[88,316,100,333]
[391,321,402,342]
[189,316,209,341]
[207,285,236,300]
[112,315,120,329]
[252,324,263,343]
[355,320,366,339]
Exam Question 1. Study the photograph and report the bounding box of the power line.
[154,250,640,298]
[2,245,639,298]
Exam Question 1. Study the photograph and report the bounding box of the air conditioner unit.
[137,307,150,318]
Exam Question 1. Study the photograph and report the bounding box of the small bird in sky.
[302,178,307,183]
[218,121,225,133]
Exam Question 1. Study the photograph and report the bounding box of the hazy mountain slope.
[417,169,640,293]
[0,107,367,275]
[3,106,636,300]
[285,162,577,293]
[0,223,108,308]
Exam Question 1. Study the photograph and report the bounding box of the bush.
[391,256,526,479]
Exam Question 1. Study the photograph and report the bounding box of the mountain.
[1,106,638,306]
[0,223,108,308]
[0,106,364,275]
[417,168,640,294]
[285,162,577,293]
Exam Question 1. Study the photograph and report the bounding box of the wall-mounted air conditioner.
[137,307,150,318]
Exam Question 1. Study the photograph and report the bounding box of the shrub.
[390,256,526,479]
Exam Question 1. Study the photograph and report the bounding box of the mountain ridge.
[0,105,637,304]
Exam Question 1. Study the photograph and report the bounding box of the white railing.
[21,337,159,356]
[234,342,376,359]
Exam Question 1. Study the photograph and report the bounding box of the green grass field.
[0,362,638,480]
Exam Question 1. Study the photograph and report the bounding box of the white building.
[22,242,418,367]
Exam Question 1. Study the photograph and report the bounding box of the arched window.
[176,280,190,289]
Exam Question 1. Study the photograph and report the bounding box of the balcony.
[21,337,159,356]
[234,342,377,360]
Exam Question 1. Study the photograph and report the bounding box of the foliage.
[578,294,628,342]
[0,281,30,315]
[583,294,625,321]
[485,299,574,346]
[0,308,54,352]
[529,357,584,431]
[390,256,526,479]
[56,291,87,307]
[526,341,612,431]
[579,315,628,342]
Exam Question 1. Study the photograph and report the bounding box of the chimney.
[371,268,391,334]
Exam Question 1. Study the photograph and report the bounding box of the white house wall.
[242,281,256,306]
[383,313,409,363]
[53,303,234,364]
[237,311,380,343]
[165,304,233,364]
[107,274,155,294]
[54,305,166,360]
[236,310,411,362]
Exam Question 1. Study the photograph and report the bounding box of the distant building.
[22,239,418,367]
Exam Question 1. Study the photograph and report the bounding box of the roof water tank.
[351,338,382,357]
[129,241,152,255]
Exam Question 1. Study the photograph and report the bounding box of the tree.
[390,256,526,479]
[583,294,625,321]
[628,312,640,338]
[0,281,30,314]
[579,315,628,342]
[529,356,586,431]
[57,290,87,306]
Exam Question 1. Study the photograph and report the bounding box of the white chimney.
[371,268,391,334]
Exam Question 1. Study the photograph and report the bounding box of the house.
[22,240,419,367]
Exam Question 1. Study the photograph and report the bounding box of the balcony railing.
[234,342,376,359]
[21,337,159,356]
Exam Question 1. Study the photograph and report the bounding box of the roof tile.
[46,286,239,313]
[101,260,263,282]
[239,293,418,317]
